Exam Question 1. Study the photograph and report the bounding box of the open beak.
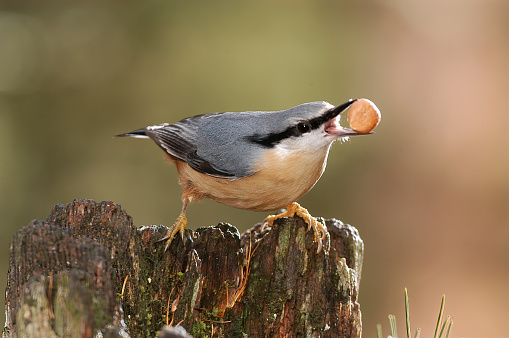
[324,99,362,137]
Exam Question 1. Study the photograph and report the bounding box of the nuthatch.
[117,99,372,253]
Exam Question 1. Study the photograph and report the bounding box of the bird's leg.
[160,197,191,251]
[265,202,328,253]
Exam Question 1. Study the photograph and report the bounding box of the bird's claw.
[265,202,328,253]
[306,217,327,254]
[158,213,187,251]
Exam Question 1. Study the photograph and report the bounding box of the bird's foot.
[265,202,328,253]
[158,213,187,251]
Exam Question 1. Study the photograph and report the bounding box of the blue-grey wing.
[143,116,241,179]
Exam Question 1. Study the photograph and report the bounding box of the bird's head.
[246,99,363,154]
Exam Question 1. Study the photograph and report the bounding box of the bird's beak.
[324,99,362,137]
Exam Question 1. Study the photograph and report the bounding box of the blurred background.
[0,0,507,336]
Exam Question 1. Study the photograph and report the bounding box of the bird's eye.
[296,122,311,134]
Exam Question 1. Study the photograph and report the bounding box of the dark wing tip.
[115,128,148,138]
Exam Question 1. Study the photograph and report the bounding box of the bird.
[117,99,367,253]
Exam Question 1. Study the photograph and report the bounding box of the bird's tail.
[115,128,149,138]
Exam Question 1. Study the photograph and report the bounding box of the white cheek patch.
[275,129,332,154]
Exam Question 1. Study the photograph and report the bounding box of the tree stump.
[3,199,364,337]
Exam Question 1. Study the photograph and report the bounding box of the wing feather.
[144,117,239,178]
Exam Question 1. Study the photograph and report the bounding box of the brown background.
[0,1,507,337]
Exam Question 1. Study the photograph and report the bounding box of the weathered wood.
[3,199,363,337]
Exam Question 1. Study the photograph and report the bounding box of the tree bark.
[3,199,363,338]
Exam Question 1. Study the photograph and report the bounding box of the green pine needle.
[376,323,383,338]
[434,295,446,338]
[446,318,453,338]
[377,291,452,338]
[405,288,411,338]
[438,315,451,338]
[389,314,398,338]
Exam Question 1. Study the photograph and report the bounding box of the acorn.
[347,98,381,134]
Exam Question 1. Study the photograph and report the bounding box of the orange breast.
[169,147,330,212]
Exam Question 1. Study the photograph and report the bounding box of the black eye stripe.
[246,119,319,148]
[308,110,336,130]
[246,100,355,148]
[246,127,299,148]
